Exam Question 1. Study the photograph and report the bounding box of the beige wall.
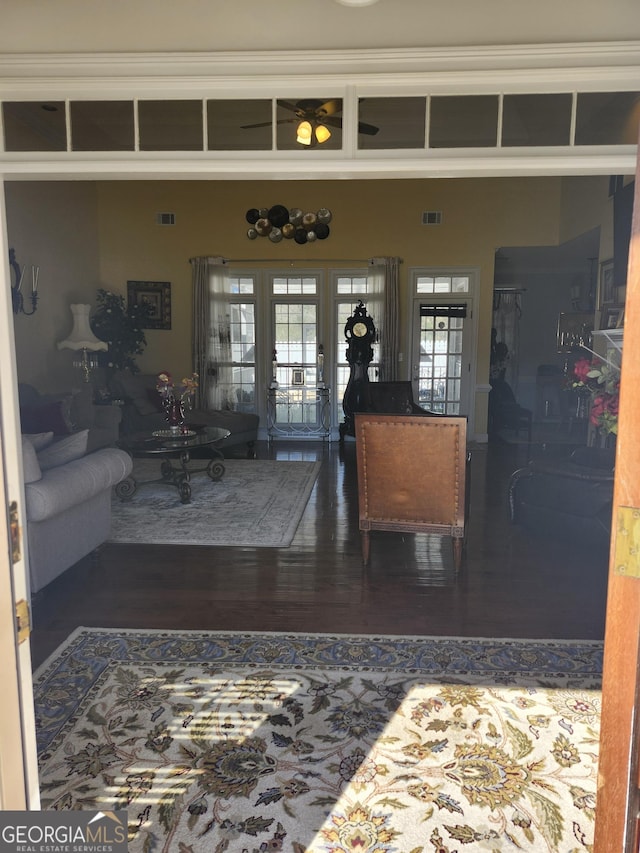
[2,0,638,53]
[6,181,100,392]
[96,177,566,382]
[7,175,612,433]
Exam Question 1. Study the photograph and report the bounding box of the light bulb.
[296,120,312,145]
[315,124,332,144]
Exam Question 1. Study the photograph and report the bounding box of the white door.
[410,271,478,429]
[0,183,40,808]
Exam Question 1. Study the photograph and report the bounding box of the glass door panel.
[414,303,470,415]
[270,299,327,437]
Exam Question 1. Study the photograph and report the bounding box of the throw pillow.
[23,431,54,451]
[36,429,89,471]
[21,398,74,435]
[21,436,42,484]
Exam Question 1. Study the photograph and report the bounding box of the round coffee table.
[116,426,231,504]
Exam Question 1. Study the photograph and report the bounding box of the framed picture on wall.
[602,307,621,330]
[127,280,171,329]
[598,258,615,308]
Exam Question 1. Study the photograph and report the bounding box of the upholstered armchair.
[354,413,469,570]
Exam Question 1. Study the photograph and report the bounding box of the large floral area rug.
[34,629,603,853]
[109,459,321,547]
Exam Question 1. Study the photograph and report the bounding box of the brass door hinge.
[614,507,640,578]
[15,599,30,644]
[9,500,21,563]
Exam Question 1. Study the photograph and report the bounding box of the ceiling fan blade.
[278,100,301,115]
[241,119,294,130]
[358,121,380,136]
[317,99,341,117]
[240,121,272,130]
[323,116,343,130]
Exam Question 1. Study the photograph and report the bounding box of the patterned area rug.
[109,459,321,547]
[34,629,603,853]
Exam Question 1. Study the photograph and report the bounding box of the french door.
[410,271,477,423]
[268,274,326,438]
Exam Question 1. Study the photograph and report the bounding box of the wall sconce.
[9,248,40,315]
[57,303,108,383]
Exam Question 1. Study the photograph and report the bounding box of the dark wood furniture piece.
[354,413,469,570]
[340,301,377,440]
[366,380,443,416]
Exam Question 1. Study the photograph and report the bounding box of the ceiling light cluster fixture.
[246,205,332,244]
[296,119,331,147]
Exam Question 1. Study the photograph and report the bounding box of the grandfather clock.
[340,300,376,440]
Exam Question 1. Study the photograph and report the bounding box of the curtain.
[492,290,523,391]
[191,256,210,410]
[369,256,400,381]
[191,256,235,410]
[208,258,236,409]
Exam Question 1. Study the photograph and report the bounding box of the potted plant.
[91,288,154,376]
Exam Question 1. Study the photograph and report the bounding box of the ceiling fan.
[241,99,379,147]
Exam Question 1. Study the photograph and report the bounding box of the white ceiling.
[1,0,639,55]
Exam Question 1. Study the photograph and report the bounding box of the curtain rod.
[494,286,527,292]
[190,256,402,265]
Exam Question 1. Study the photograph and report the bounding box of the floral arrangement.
[570,357,620,436]
[156,372,199,407]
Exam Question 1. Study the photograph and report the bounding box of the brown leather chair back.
[355,413,468,569]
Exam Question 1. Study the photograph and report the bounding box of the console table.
[267,385,331,441]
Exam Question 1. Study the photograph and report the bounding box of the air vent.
[422,211,442,225]
[156,212,176,226]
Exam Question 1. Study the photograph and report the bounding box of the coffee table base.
[116,449,225,504]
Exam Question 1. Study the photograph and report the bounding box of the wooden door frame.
[594,151,640,850]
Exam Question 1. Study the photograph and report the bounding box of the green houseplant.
[91,288,154,375]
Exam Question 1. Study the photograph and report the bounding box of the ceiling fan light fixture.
[315,123,332,144]
[296,120,313,145]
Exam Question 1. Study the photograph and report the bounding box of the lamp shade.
[315,124,332,144]
[296,120,313,145]
[57,304,107,352]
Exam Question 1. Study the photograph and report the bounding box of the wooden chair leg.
[452,536,463,572]
[361,530,370,566]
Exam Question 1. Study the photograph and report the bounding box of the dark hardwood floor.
[29,436,609,671]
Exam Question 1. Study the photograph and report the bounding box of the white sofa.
[21,432,132,594]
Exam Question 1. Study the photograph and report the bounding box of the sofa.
[21,431,133,594]
[19,383,122,453]
[110,371,259,458]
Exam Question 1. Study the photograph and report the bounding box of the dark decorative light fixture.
[246,205,332,245]
[9,248,40,315]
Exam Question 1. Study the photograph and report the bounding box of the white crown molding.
[0,149,635,182]
[1,41,640,84]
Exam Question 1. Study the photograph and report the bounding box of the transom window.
[416,275,471,294]
[3,91,639,152]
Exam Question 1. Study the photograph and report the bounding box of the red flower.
[573,358,592,384]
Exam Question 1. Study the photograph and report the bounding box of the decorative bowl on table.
[152,429,197,439]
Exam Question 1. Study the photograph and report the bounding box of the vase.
[164,397,185,433]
